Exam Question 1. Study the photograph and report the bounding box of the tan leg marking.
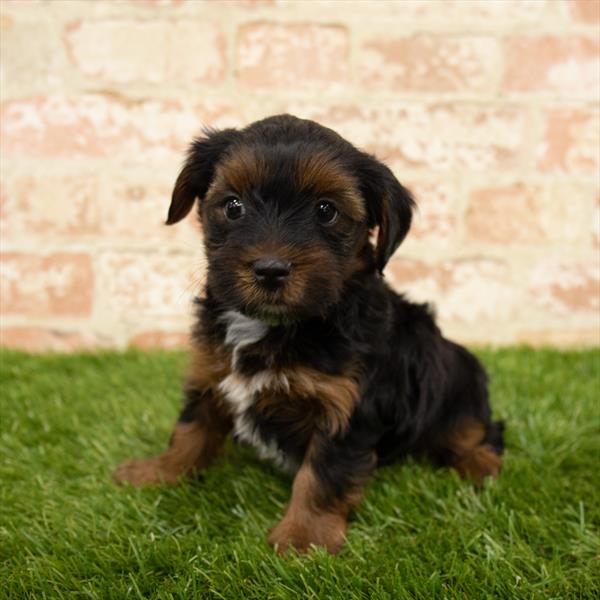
[268,462,348,555]
[268,444,375,555]
[445,419,502,486]
[113,333,232,487]
[187,339,231,389]
[113,419,228,486]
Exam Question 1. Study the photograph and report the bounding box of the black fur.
[117,114,504,554]
[182,116,502,495]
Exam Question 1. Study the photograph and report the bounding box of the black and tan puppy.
[114,115,504,554]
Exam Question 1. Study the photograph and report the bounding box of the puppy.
[114,115,504,555]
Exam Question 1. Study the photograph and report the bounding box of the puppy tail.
[485,420,505,456]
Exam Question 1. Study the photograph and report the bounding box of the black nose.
[253,256,291,289]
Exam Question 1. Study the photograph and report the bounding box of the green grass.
[1,348,599,599]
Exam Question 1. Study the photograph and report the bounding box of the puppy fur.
[113,115,504,555]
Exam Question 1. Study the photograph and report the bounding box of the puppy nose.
[253,256,291,289]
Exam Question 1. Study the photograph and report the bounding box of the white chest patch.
[218,370,290,413]
[220,310,268,370]
[217,311,295,472]
[233,411,297,473]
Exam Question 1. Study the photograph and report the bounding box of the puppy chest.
[219,371,314,468]
[215,310,359,466]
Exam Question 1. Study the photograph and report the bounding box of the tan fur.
[209,147,268,200]
[206,147,365,224]
[113,376,232,486]
[268,438,375,554]
[254,366,359,437]
[345,229,372,277]
[268,459,348,554]
[187,335,231,389]
[282,246,341,307]
[287,367,358,436]
[444,419,502,486]
[234,243,342,312]
[113,334,234,487]
[112,419,230,486]
[454,445,502,485]
[295,152,366,222]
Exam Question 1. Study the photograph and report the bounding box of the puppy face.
[201,145,368,320]
[167,115,415,321]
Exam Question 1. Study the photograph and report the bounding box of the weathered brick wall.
[1,0,598,351]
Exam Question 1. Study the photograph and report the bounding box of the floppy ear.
[356,153,415,273]
[166,128,241,225]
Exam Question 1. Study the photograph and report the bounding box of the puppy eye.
[316,200,339,225]
[224,196,245,221]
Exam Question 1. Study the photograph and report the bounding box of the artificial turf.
[0,348,598,599]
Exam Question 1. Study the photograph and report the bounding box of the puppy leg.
[441,418,503,486]
[113,389,231,486]
[268,442,375,554]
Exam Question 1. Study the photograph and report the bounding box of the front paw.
[112,457,180,486]
[268,512,347,555]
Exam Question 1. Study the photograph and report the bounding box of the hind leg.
[438,418,503,486]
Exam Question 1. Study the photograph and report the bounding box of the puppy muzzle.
[252,256,291,291]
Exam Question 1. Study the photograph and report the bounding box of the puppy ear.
[356,154,415,272]
[166,128,241,225]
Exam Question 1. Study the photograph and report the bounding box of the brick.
[516,328,599,347]
[290,103,528,171]
[386,258,516,323]
[131,0,274,6]
[131,0,185,5]
[551,182,597,246]
[0,94,241,160]
[537,108,600,174]
[465,183,591,245]
[0,327,96,352]
[0,14,69,97]
[454,0,557,19]
[593,197,600,246]
[237,23,348,88]
[65,20,167,83]
[1,95,170,159]
[2,0,598,351]
[569,0,600,23]
[228,0,276,5]
[97,253,201,318]
[65,20,226,84]
[313,0,557,20]
[530,261,600,315]
[403,180,458,244]
[0,174,199,245]
[1,0,47,7]
[360,35,500,93]
[0,176,101,239]
[0,253,94,317]
[504,36,600,95]
[130,330,189,349]
[98,178,200,244]
[165,22,227,83]
[442,0,556,19]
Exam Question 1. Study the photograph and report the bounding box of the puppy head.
[167,115,414,321]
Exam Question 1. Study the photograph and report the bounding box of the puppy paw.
[112,457,180,486]
[456,444,502,486]
[268,512,347,555]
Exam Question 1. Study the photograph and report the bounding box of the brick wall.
[1,0,598,351]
